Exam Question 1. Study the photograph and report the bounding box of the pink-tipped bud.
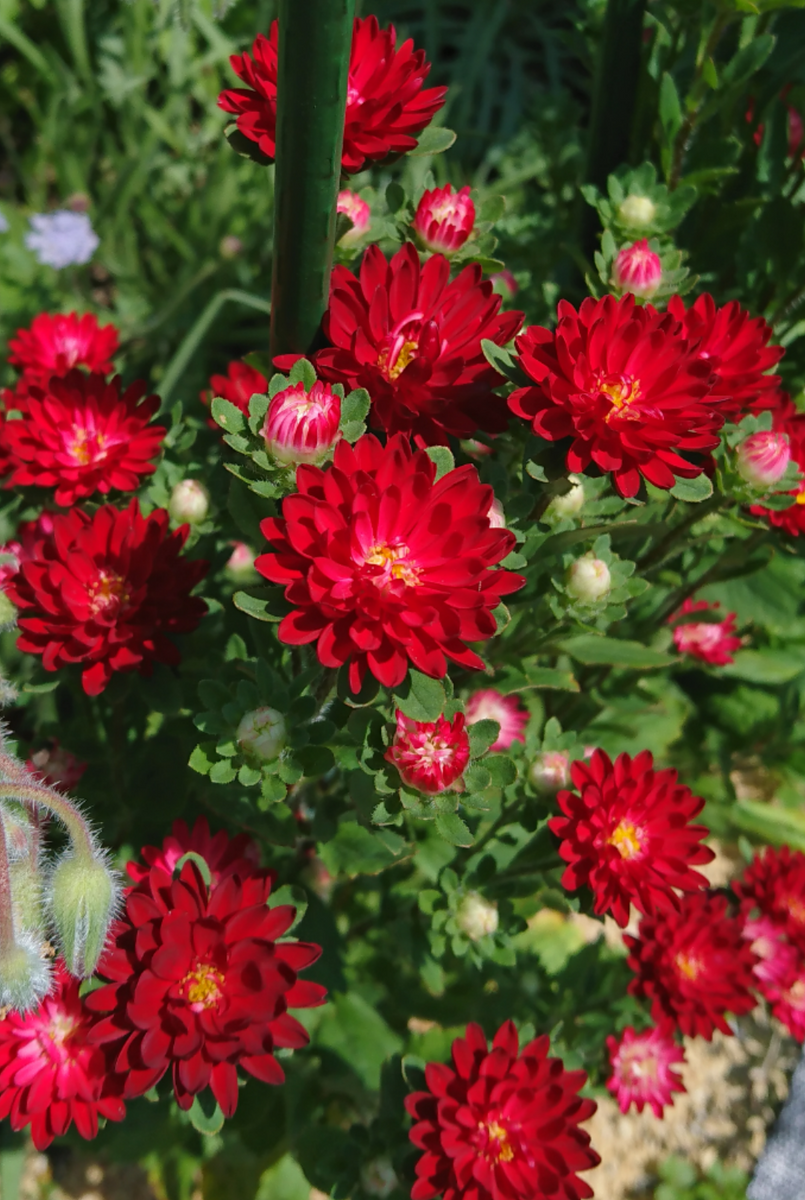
[413,185,475,255]
[490,269,518,299]
[337,190,371,247]
[261,380,341,467]
[225,541,257,579]
[737,431,791,488]
[613,239,662,299]
[528,750,570,796]
[385,710,470,796]
[168,480,210,525]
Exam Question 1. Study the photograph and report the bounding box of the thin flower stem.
[0,783,94,861]
[0,813,16,954]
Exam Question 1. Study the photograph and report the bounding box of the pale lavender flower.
[24,210,99,269]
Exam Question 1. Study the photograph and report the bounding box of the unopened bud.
[48,851,118,977]
[490,269,518,299]
[456,891,499,941]
[225,541,257,579]
[168,480,210,525]
[487,498,506,529]
[613,240,662,299]
[337,190,371,247]
[237,707,287,763]
[261,380,341,467]
[566,556,611,603]
[219,235,243,259]
[618,195,657,229]
[737,431,791,489]
[529,750,570,796]
[549,476,585,517]
[413,184,475,255]
[0,934,52,1011]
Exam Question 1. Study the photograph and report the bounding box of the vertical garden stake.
[269,0,355,363]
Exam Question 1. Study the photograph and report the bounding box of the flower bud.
[566,556,611,603]
[48,851,118,977]
[456,891,499,941]
[168,480,210,525]
[413,185,475,255]
[337,190,371,247]
[618,194,657,229]
[237,707,287,763]
[529,750,570,796]
[613,240,662,299]
[219,235,243,259]
[737,431,791,489]
[0,934,52,1012]
[261,380,341,467]
[549,476,585,517]
[487,498,506,529]
[225,541,257,580]
[385,710,470,795]
[490,269,518,299]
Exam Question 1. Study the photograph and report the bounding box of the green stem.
[0,815,16,954]
[269,0,355,361]
[0,783,94,860]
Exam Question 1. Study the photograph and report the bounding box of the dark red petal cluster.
[0,961,125,1150]
[759,953,805,1041]
[4,499,208,696]
[669,598,741,666]
[625,892,758,1040]
[667,294,782,419]
[128,816,263,890]
[548,749,714,928]
[749,393,805,536]
[26,738,87,791]
[218,17,446,174]
[255,433,524,692]
[509,294,721,498]
[8,312,119,387]
[306,243,523,445]
[86,855,326,1117]
[3,371,165,506]
[734,845,805,950]
[203,360,269,420]
[405,1020,599,1200]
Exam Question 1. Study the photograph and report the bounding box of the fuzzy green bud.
[618,194,656,229]
[566,556,611,603]
[0,934,52,1012]
[237,707,287,763]
[48,852,118,977]
[549,476,585,518]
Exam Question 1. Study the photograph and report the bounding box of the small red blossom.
[255,433,524,692]
[3,371,165,506]
[385,710,470,795]
[5,499,208,696]
[509,294,719,498]
[465,688,527,751]
[0,960,125,1150]
[670,598,741,666]
[606,1024,686,1117]
[203,360,269,426]
[761,954,805,1042]
[219,17,446,174]
[8,312,119,387]
[749,394,805,536]
[734,845,805,951]
[625,892,759,1040]
[305,243,523,445]
[741,915,799,989]
[548,749,714,928]
[0,512,56,589]
[26,739,87,791]
[261,380,341,466]
[337,190,371,244]
[737,430,791,488]
[413,185,475,255]
[86,855,326,1117]
[127,816,262,891]
[405,1020,599,1200]
[613,240,662,300]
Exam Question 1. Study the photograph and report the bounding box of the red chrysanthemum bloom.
[465,688,527,751]
[735,845,805,951]
[204,360,269,420]
[26,739,87,791]
[749,393,805,535]
[337,190,371,245]
[669,598,741,666]
[548,749,714,928]
[667,294,782,419]
[605,1024,686,1117]
[8,312,119,387]
[3,371,165,506]
[0,512,56,589]
[128,816,262,891]
[741,915,799,989]
[5,499,208,696]
[509,294,720,498]
[405,1020,599,1200]
[0,960,125,1150]
[256,433,524,692]
[413,185,475,256]
[85,856,326,1117]
[625,892,759,1039]
[304,243,523,444]
[218,17,447,174]
[761,954,805,1041]
[385,710,470,795]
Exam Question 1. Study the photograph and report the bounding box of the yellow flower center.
[796,490,805,506]
[377,339,419,381]
[607,820,643,860]
[68,426,106,466]
[674,953,703,981]
[788,895,805,924]
[87,569,130,618]
[182,963,225,1012]
[597,373,642,422]
[785,979,805,1009]
[483,1120,515,1163]
[365,542,422,588]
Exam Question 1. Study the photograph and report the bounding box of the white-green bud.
[237,707,287,763]
[528,750,570,796]
[618,194,657,229]
[168,480,210,526]
[565,556,611,603]
[48,851,118,977]
[456,891,499,942]
[0,933,52,1012]
[549,476,585,518]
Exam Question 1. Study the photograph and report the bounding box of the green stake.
[269,0,355,363]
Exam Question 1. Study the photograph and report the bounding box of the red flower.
[734,845,805,951]
[667,294,782,420]
[255,433,524,692]
[548,750,714,928]
[26,739,87,791]
[741,915,799,989]
[613,240,662,300]
[306,243,523,445]
[205,360,269,419]
[8,312,118,387]
[509,294,720,498]
[218,17,447,174]
[385,710,470,795]
[0,512,56,588]
[3,371,165,506]
[413,185,475,256]
[749,394,805,536]
[760,953,805,1041]
[262,380,342,466]
[465,688,527,751]
[405,1020,599,1200]
[605,1024,685,1117]
[86,856,326,1117]
[128,816,262,891]
[0,960,125,1150]
[669,598,741,666]
[5,499,208,696]
[625,892,758,1039]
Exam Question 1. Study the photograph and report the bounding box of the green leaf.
[557,635,675,669]
[289,358,317,390]
[260,774,288,805]
[21,680,60,694]
[238,763,262,786]
[394,670,446,722]
[269,883,308,933]
[209,760,237,785]
[464,763,492,792]
[408,125,457,156]
[732,799,805,851]
[484,754,518,786]
[720,34,774,88]
[720,649,805,684]
[316,992,404,1089]
[320,822,409,877]
[425,446,455,481]
[225,123,274,166]
[521,666,580,692]
[188,744,214,776]
[211,397,247,434]
[233,590,289,622]
[341,387,371,427]
[187,1092,225,1136]
[435,812,474,846]
[669,473,713,502]
[386,181,406,212]
[467,719,501,758]
[480,338,529,386]
[478,194,506,223]
[659,72,683,140]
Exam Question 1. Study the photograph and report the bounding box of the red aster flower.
[127,816,262,891]
[8,312,119,387]
[262,380,341,466]
[667,294,782,419]
[218,17,447,174]
[669,598,741,666]
[3,371,165,506]
[465,688,527,751]
[548,749,714,928]
[337,190,371,246]
[4,499,208,696]
[734,845,805,951]
[26,739,87,791]
[385,710,470,795]
[0,512,56,589]
[509,294,719,498]
[85,857,326,1117]
[0,960,125,1150]
[761,953,805,1041]
[741,915,799,989]
[749,394,805,536]
[405,1020,600,1200]
[413,185,475,256]
[204,360,269,420]
[737,429,792,488]
[256,433,524,692]
[625,892,759,1039]
[605,1024,686,1117]
[305,243,523,445]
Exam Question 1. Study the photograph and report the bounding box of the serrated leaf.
[484,754,518,786]
[467,719,500,758]
[289,358,317,390]
[233,590,289,622]
[463,763,492,792]
[320,822,410,877]
[394,671,446,722]
[209,760,237,785]
[259,774,288,805]
[341,387,371,427]
[408,125,457,156]
[188,744,214,776]
[435,812,474,847]
[425,446,455,480]
[238,763,262,786]
[211,397,247,434]
[477,194,506,223]
[669,473,713,503]
[557,635,675,669]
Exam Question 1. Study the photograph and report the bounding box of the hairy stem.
[0,783,94,861]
